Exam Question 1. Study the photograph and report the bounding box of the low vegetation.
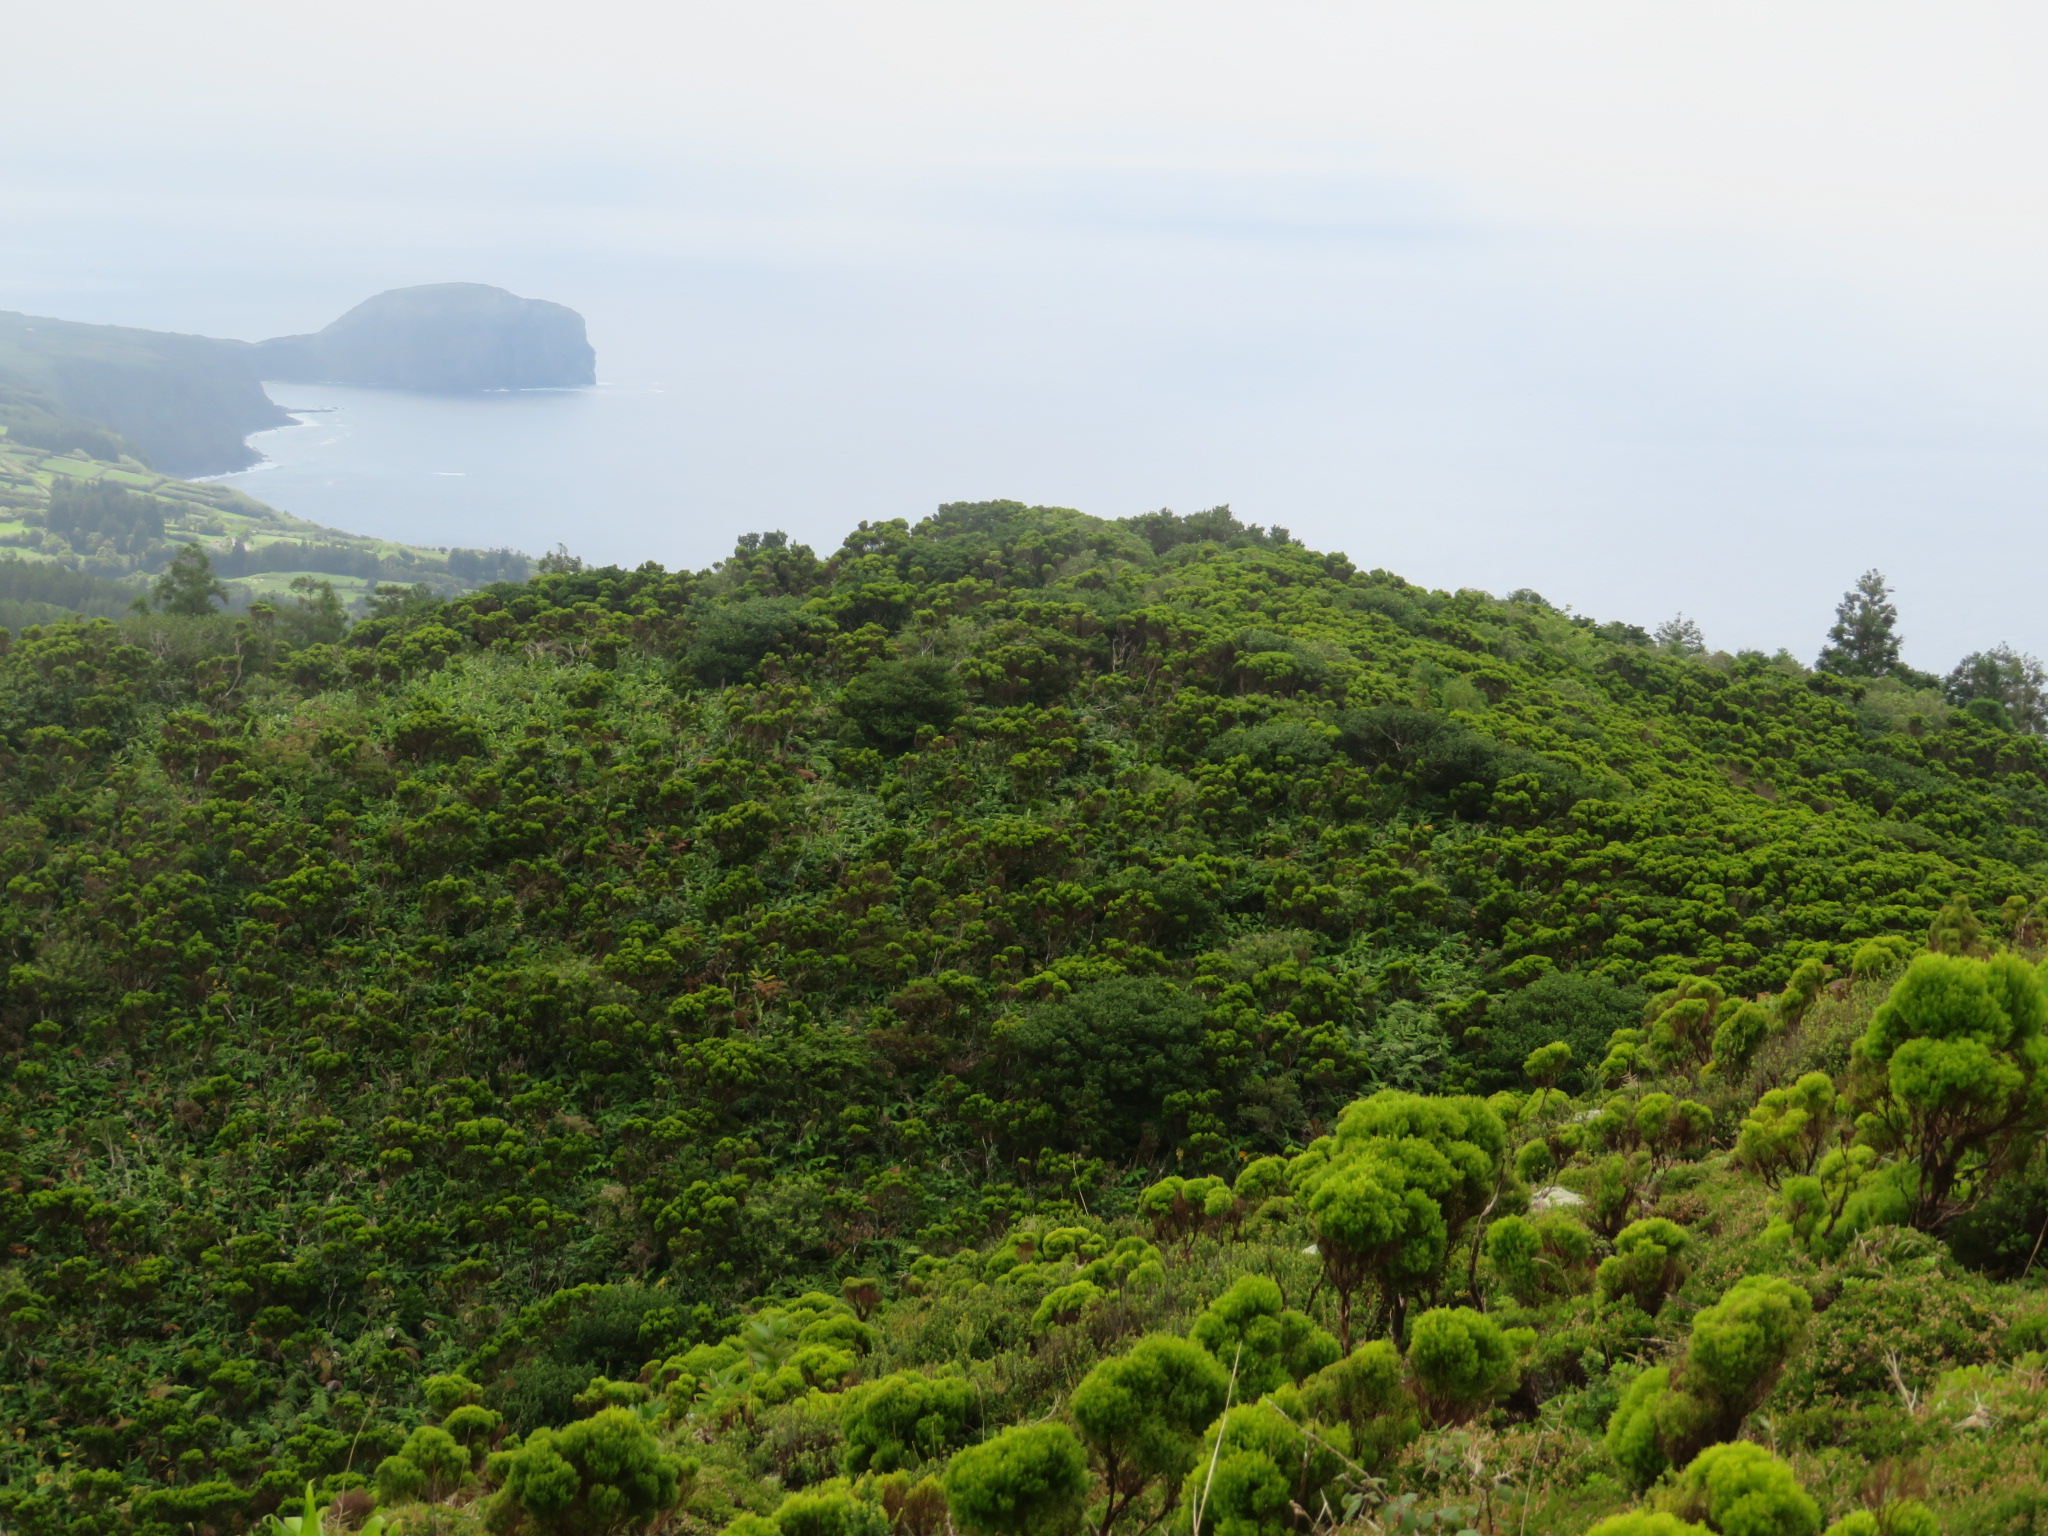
[3,501,2047,1536]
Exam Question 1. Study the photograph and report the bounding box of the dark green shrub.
[487,1408,690,1536]
[838,656,963,753]
[1464,971,1646,1095]
[839,1373,978,1473]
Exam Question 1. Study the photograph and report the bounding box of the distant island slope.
[0,283,594,476]
[0,311,287,476]
[255,283,596,391]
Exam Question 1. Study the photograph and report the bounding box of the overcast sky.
[5,3,2047,663]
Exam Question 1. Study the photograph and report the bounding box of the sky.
[3,2,2047,665]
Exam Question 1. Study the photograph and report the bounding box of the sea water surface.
[193,233,2048,670]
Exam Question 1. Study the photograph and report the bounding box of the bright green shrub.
[1736,1074,1840,1187]
[1070,1334,1231,1523]
[1486,1211,1594,1307]
[1300,1340,1419,1470]
[770,1486,891,1536]
[1596,1218,1692,1316]
[839,1372,978,1473]
[488,1407,690,1536]
[1585,1515,1709,1536]
[377,1424,468,1503]
[1030,1279,1104,1332]
[423,1372,484,1418]
[1407,1306,1519,1426]
[1709,1001,1773,1077]
[1187,1275,1339,1396]
[1854,951,2048,1230]
[1604,1276,1813,1488]
[1664,1442,1820,1536]
[1182,1393,1347,1536]
[942,1422,1089,1536]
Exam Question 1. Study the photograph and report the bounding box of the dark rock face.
[255,283,596,391]
[0,311,289,476]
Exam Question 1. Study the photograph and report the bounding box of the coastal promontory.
[254,282,597,391]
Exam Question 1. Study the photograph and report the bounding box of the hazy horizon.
[6,2,2047,671]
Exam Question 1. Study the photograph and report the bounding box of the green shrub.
[1071,1334,1231,1527]
[839,1373,978,1474]
[943,1422,1089,1536]
[1663,1442,1820,1536]
[838,656,963,753]
[1605,1276,1813,1488]
[1186,1275,1339,1397]
[1596,1218,1692,1317]
[1406,1306,1519,1426]
[488,1407,691,1536]
[1299,1341,1419,1471]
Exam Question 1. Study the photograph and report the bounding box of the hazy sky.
[5,3,2047,664]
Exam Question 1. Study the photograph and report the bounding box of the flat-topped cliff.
[254,282,596,391]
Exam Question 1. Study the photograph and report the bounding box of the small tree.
[943,1423,1089,1536]
[150,543,227,616]
[488,1408,690,1536]
[1483,1212,1593,1307]
[839,657,964,753]
[1854,951,2048,1229]
[1069,1334,1229,1535]
[1734,1073,1840,1187]
[1817,570,1902,678]
[839,1373,978,1473]
[1405,1307,1518,1426]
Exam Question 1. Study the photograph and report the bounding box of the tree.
[1405,1306,1519,1426]
[1853,951,2048,1229]
[1604,1276,1812,1489]
[1483,1212,1593,1307]
[1817,570,1902,677]
[487,1408,690,1536]
[1180,1395,1348,1536]
[1734,1073,1840,1188]
[282,575,349,645]
[1069,1334,1229,1535]
[150,543,227,616]
[1466,971,1645,1094]
[1945,644,2047,734]
[764,1488,890,1536]
[943,1422,1089,1536]
[1655,615,1707,656]
[1299,1342,1418,1471]
[687,596,811,686]
[376,1424,468,1503]
[838,656,963,753]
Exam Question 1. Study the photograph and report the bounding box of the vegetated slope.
[3,501,2047,1536]
[0,429,529,614]
[0,311,286,476]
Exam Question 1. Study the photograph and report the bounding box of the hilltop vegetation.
[3,501,2047,1536]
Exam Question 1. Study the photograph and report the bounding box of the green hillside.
[2,502,2045,1536]
[0,428,528,623]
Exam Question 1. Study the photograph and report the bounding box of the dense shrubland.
[4,501,2048,1536]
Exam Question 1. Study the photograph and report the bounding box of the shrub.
[1070,1334,1230,1528]
[943,1423,1089,1536]
[1186,1275,1339,1397]
[1465,971,1646,1095]
[1854,951,2048,1230]
[488,1407,691,1536]
[770,1486,891,1536]
[1596,1218,1692,1317]
[839,1373,978,1473]
[1406,1307,1519,1426]
[1605,1276,1813,1489]
[1299,1341,1419,1471]
[1663,1442,1820,1536]
[1486,1212,1594,1307]
[839,656,963,753]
